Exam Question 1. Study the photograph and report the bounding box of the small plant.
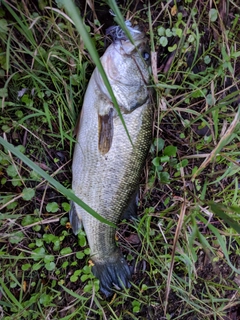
[150,138,188,184]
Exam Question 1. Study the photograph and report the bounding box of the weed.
[1,0,240,319]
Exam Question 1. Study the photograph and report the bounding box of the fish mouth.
[106,20,145,43]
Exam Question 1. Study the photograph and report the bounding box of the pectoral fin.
[98,108,114,155]
[73,109,84,137]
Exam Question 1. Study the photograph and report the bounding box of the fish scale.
[70,23,152,296]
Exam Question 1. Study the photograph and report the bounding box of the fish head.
[95,24,151,114]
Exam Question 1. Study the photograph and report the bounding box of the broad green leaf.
[157,26,165,36]
[84,248,90,255]
[60,247,72,255]
[45,262,56,271]
[70,274,78,282]
[154,138,165,151]
[21,215,34,226]
[6,164,18,177]
[40,293,53,307]
[188,34,195,43]
[159,36,168,47]
[152,157,160,167]
[168,44,177,52]
[9,231,24,244]
[81,274,89,282]
[209,8,218,22]
[0,18,8,33]
[22,263,31,271]
[204,55,211,64]
[206,93,216,106]
[160,155,170,163]
[78,234,86,247]
[32,263,43,271]
[76,252,85,259]
[175,28,182,38]
[7,201,18,210]
[16,145,25,153]
[163,146,177,157]
[32,247,45,261]
[165,29,173,37]
[44,255,55,263]
[62,261,69,268]
[43,234,57,243]
[158,172,170,184]
[62,202,70,211]
[46,202,59,213]
[83,284,93,293]
[22,187,35,201]
[36,239,43,247]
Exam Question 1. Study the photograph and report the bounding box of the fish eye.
[142,51,150,61]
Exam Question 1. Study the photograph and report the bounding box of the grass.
[0,0,240,319]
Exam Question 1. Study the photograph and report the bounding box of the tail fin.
[69,201,82,235]
[92,251,132,297]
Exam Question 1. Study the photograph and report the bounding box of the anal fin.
[121,191,139,220]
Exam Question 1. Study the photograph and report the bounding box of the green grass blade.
[148,2,155,53]
[61,0,133,146]
[0,278,23,310]
[209,202,240,234]
[107,0,134,44]
[197,213,240,274]
[3,2,36,46]
[0,137,116,228]
[59,285,88,301]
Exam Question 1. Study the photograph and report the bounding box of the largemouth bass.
[70,22,152,297]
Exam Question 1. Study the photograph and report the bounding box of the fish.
[70,22,152,297]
